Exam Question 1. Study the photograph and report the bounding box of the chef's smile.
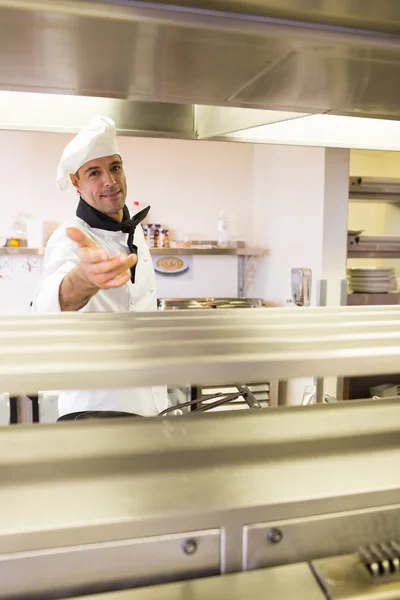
[101,188,121,199]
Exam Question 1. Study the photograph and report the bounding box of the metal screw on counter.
[182,539,198,555]
[267,528,283,544]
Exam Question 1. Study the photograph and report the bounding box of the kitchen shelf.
[347,293,400,306]
[150,247,268,256]
[0,247,268,257]
[349,177,400,204]
[347,235,400,259]
[348,250,400,258]
[0,247,45,256]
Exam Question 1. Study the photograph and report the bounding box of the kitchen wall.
[250,145,325,305]
[249,145,349,307]
[0,131,254,243]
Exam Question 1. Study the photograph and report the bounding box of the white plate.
[154,256,189,275]
[349,279,394,284]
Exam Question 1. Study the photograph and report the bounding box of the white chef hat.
[56,115,120,191]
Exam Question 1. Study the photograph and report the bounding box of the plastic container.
[217,210,229,247]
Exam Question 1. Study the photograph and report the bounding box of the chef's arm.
[59,227,137,312]
[58,265,99,312]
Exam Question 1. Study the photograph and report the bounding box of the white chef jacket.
[31,216,169,417]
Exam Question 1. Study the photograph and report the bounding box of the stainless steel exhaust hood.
[1,1,400,140]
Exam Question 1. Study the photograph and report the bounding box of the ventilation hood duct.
[1,1,400,140]
[349,177,400,203]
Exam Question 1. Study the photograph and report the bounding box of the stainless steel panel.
[313,552,400,600]
[1,0,400,125]
[4,307,400,393]
[142,1,400,35]
[0,1,282,104]
[195,105,308,139]
[0,400,400,558]
[244,505,400,569]
[0,92,194,139]
[230,45,400,119]
[0,529,220,599]
[61,563,326,600]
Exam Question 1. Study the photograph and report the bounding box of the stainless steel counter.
[64,564,325,600]
[2,307,400,598]
[1,399,400,598]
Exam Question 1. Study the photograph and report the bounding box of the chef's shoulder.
[42,218,99,273]
[46,217,96,250]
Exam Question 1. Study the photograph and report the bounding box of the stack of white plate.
[370,384,400,398]
[347,267,397,293]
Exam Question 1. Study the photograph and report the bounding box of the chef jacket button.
[144,258,149,263]
[149,288,155,293]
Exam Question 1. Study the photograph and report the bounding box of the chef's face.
[70,154,127,221]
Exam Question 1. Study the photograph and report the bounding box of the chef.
[32,115,169,420]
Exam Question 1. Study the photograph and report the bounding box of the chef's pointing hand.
[66,227,137,289]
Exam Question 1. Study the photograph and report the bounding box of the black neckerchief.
[76,197,150,283]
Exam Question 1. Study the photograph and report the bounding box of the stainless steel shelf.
[150,247,268,256]
[348,250,400,259]
[0,247,267,257]
[0,247,45,256]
